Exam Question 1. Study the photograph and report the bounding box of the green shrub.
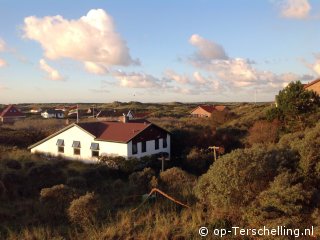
[66,177,87,189]
[40,184,79,222]
[159,167,196,200]
[128,167,155,193]
[195,146,299,221]
[5,160,22,170]
[68,192,100,227]
[245,172,310,228]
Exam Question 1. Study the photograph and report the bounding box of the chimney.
[121,113,128,123]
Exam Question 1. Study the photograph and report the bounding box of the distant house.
[190,105,229,118]
[30,107,42,113]
[28,117,171,162]
[55,106,68,112]
[127,110,150,120]
[304,79,320,95]
[41,109,64,119]
[0,105,26,123]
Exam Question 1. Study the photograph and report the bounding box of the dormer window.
[56,139,64,153]
[90,143,99,158]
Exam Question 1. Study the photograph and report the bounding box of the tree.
[269,81,320,130]
[247,120,279,145]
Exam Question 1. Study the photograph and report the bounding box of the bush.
[5,160,22,170]
[128,167,155,193]
[66,177,87,189]
[68,192,99,227]
[2,172,25,198]
[247,120,279,145]
[246,172,310,228]
[184,148,214,175]
[159,167,196,200]
[27,164,66,191]
[195,146,300,221]
[40,184,79,221]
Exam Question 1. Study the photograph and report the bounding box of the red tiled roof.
[304,78,320,88]
[192,105,228,113]
[0,105,25,118]
[77,120,153,143]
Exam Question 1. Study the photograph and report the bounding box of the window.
[56,139,64,153]
[91,143,99,158]
[132,142,137,154]
[58,146,64,153]
[142,141,146,153]
[72,141,81,156]
[155,139,159,150]
[92,150,99,157]
[163,137,167,148]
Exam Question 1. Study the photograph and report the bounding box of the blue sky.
[0,0,319,103]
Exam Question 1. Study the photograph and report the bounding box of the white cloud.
[39,59,64,81]
[189,34,228,61]
[23,9,138,75]
[279,0,311,19]
[164,69,190,84]
[312,59,320,75]
[112,70,160,88]
[188,34,313,90]
[0,58,7,67]
[84,61,108,75]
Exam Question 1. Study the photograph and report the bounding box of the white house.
[28,117,171,163]
[41,109,65,119]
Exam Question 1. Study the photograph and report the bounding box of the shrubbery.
[68,192,100,227]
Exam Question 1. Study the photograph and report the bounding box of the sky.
[0,0,320,103]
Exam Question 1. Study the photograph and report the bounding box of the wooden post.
[208,146,220,161]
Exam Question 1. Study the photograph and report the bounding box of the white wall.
[127,134,171,159]
[31,125,128,162]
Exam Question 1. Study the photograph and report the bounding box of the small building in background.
[0,105,26,123]
[41,109,64,119]
[190,105,229,118]
[30,107,42,113]
[28,117,171,163]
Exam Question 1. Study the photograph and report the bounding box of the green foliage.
[247,120,279,145]
[40,184,79,221]
[245,172,309,228]
[184,147,214,175]
[68,192,100,227]
[271,81,320,130]
[195,146,299,220]
[128,167,155,193]
[159,167,196,201]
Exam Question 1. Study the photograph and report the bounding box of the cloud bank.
[39,59,64,81]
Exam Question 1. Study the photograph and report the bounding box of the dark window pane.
[58,146,64,153]
[74,148,80,155]
[132,142,137,154]
[163,138,167,148]
[92,150,99,157]
[155,139,159,150]
[142,141,146,152]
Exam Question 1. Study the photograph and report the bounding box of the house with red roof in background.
[304,78,320,95]
[28,115,171,162]
[190,105,229,118]
[0,105,26,123]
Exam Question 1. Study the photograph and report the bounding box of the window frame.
[58,146,64,153]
